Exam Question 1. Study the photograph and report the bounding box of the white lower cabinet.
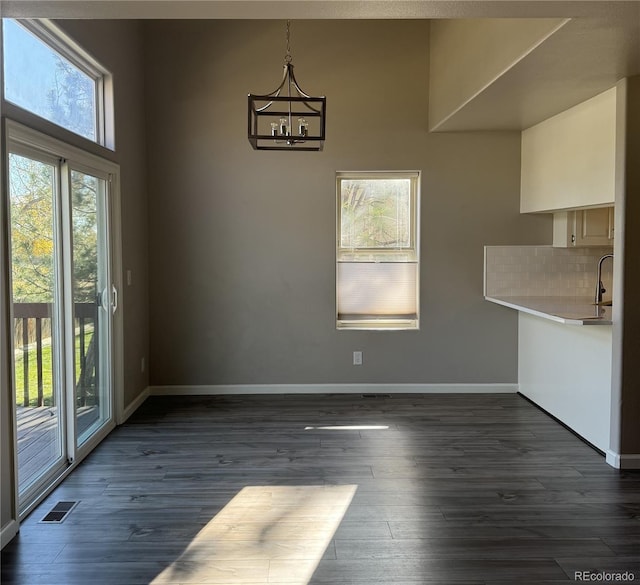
[553,206,614,247]
[518,312,612,452]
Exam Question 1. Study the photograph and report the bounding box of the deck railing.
[13,302,97,408]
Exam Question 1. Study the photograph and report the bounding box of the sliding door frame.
[4,118,123,520]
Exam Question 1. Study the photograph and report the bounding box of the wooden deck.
[16,405,99,489]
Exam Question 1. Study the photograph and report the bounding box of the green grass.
[14,330,95,407]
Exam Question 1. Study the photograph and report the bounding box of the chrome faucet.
[595,253,614,304]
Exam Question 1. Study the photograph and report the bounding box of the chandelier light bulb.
[298,118,308,137]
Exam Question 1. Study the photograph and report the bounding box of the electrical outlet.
[353,351,363,366]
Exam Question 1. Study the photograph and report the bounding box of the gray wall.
[619,75,640,454]
[1,20,148,536]
[612,75,640,457]
[145,19,551,387]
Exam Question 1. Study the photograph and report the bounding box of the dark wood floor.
[2,393,640,584]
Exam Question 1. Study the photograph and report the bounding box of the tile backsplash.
[484,245,614,298]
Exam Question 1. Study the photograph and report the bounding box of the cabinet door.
[520,88,616,213]
[552,207,614,247]
[574,208,614,247]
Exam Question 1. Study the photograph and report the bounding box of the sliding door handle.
[100,287,109,312]
[112,285,118,315]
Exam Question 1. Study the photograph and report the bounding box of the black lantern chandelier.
[248,21,326,151]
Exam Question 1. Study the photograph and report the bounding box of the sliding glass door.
[8,151,66,497]
[7,122,119,514]
[70,168,112,447]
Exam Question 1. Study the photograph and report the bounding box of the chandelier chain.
[285,20,292,64]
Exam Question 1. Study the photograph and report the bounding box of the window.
[2,19,112,147]
[336,171,420,330]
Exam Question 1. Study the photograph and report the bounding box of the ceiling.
[2,1,639,20]
[430,6,640,131]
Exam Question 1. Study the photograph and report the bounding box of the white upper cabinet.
[553,207,614,248]
[520,87,617,213]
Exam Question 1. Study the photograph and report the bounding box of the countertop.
[485,295,613,325]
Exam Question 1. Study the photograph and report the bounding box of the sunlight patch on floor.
[151,484,358,584]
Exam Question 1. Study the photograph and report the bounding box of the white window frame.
[2,19,114,149]
[336,170,420,331]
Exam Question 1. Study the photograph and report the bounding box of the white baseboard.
[1,519,19,549]
[149,383,518,396]
[120,387,150,424]
[606,450,640,469]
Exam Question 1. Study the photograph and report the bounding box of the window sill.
[337,318,419,331]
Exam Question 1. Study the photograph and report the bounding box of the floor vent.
[361,393,392,399]
[40,501,79,523]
